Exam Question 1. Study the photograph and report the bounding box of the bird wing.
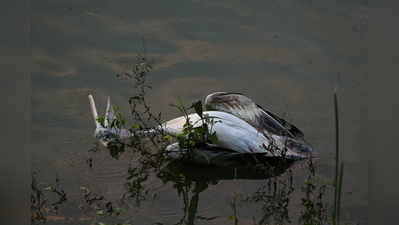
[204,92,304,139]
[256,104,304,139]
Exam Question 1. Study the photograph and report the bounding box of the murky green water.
[32,0,367,224]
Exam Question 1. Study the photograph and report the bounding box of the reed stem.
[333,91,340,225]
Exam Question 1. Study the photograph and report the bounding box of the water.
[32,0,368,224]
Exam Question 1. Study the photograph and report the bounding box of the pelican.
[88,92,313,160]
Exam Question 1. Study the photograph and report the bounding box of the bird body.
[163,111,272,154]
[88,92,313,160]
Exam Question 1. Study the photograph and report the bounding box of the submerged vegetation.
[31,173,68,224]
[32,53,352,225]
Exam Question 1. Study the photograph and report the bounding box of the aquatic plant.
[332,90,345,225]
[31,173,68,225]
[170,99,219,159]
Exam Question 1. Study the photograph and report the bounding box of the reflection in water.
[32,149,326,225]
[31,173,69,224]
[160,153,295,182]
[298,160,328,225]
[121,143,298,225]
[244,170,294,225]
[162,161,294,225]
[158,161,215,225]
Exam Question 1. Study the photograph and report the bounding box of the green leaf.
[163,135,173,141]
[43,186,54,191]
[96,210,105,216]
[191,100,203,118]
[208,132,218,144]
[96,116,105,127]
[131,124,141,129]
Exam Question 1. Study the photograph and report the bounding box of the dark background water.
[32,0,368,224]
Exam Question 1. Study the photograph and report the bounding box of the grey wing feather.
[204,92,304,139]
[255,104,304,139]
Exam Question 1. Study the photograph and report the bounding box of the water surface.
[32,0,368,224]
